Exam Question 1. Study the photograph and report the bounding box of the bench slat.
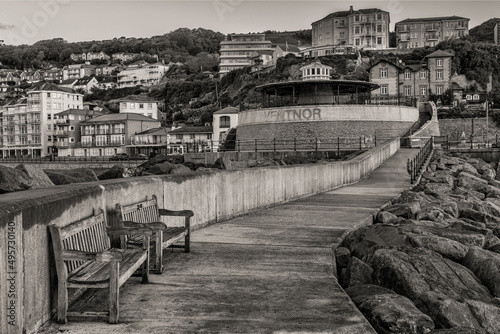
[68,249,147,285]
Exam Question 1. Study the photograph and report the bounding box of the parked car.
[109,153,129,161]
[130,153,148,160]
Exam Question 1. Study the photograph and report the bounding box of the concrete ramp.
[39,149,418,334]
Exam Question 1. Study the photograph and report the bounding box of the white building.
[119,95,160,120]
[212,106,239,150]
[117,62,169,88]
[0,82,83,157]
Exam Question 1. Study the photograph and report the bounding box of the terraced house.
[395,16,469,49]
[368,50,454,104]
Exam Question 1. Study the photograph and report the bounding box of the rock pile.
[338,150,500,334]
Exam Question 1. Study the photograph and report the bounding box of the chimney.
[350,5,353,13]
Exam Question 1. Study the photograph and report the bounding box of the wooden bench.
[116,195,194,274]
[48,208,164,324]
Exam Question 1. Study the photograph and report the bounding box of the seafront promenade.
[38,148,418,334]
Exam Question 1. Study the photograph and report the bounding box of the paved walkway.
[39,149,417,334]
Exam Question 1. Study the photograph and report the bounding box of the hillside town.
[0,6,499,159]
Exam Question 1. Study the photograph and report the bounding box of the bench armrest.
[61,249,124,262]
[158,209,194,218]
[120,221,167,231]
[107,226,153,236]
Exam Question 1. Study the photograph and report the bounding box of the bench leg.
[155,230,163,274]
[185,216,190,253]
[56,280,68,323]
[109,262,120,324]
[143,235,151,283]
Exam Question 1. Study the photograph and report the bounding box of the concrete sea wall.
[0,138,400,334]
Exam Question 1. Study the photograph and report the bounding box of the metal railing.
[407,138,433,184]
[432,134,500,150]
[181,135,399,154]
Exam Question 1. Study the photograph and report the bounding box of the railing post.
[359,136,362,150]
[273,138,276,152]
[374,134,377,147]
[294,137,297,152]
[337,137,340,155]
[315,137,318,152]
[255,139,258,152]
[237,140,240,152]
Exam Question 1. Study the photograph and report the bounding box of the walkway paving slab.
[38,148,417,334]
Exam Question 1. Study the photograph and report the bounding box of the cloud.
[0,23,15,30]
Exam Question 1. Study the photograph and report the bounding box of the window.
[355,15,360,22]
[436,85,443,95]
[420,86,427,96]
[377,37,382,45]
[139,103,144,109]
[121,102,127,109]
[355,39,360,46]
[377,25,382,33]
[147,103,153,109]
[147,113,152,118]
[377,13,382,20]
[404,70,411,80]
[220,116,231,128]
[47,92,51,97]
[436,69,443,80]
[404,86,411,96]
[70,126,75,131]
[436,59,443,67]
[355,26,360,34]
[130,103,135,109]
[190,134,196,139]
[69,137,75,143]
[420,71,427,79]
[380,68,388,78]
[47,114,52,120]
[381,85,388,95]
[176,134,183,139]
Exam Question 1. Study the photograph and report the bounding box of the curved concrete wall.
[0,138,400,334]
[237,105,418,145]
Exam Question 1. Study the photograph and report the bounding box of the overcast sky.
[0,0,498,45]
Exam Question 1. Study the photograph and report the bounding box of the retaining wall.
[0,138,400,334]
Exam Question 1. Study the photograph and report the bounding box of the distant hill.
[470,18,500,43]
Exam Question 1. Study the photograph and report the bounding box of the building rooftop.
[29,81,76,94]
[134,127,169,135]
[81,113,159,123]
[274,43,301,53]
[313,8,388,25]
[396,16,469,24]
[424,50,454,58]
[213,106,239,115]
[118,94,159,103]
[169,126,213,134]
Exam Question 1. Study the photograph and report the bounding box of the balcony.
[55,119,70,124]
[426,26,439,32]
[427,35,439,41]
[54,130,68,137]
[397,27,409,33]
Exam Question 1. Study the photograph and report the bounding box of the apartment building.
[0,82,83,157]
[116,62,169,88]
[70,51,110,62]
[168,126,213,154]
[78,113,160,157]
[310,6,390,54]
[62,64,96,80]
[395,16,469,49]
[219,34,273,76]
[119,95,160,119]
[53,108,103,156]
[129,127,170,156]
[368,50,454,102]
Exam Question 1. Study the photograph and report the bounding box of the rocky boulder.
[16,164,54,188]
[462,247,500,298]
[45,169,98,185]
[341,256,373,288]
[371,247,493,330]
[170,164,194,174]
[345,284,435,334]
[0,165,33,193]
[97,165,129,180]
[145,162,174,175]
